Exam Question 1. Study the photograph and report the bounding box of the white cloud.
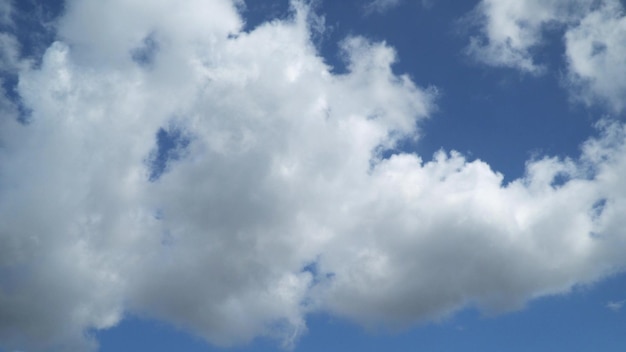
[314,128,626,324]
[466,0,598,73]
[468,0,626,112]
[564,2,626,112]
[1,1,626,351]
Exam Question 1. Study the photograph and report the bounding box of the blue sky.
[1,0,626,351]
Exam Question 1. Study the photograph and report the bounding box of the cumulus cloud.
[467,0,626,112]
[316,125,626,325]
[564,2,626,112]
[465,0,597,73]
[1,0,626,351]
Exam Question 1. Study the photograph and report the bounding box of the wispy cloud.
[363,0,402,15]
[0,1,12,27]
[607,300,625,312]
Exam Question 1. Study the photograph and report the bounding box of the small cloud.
[131,33,159,67]
[363,0,402,15]
[606,300,625,312]
[0,1,12,27]
[421,0,435,9]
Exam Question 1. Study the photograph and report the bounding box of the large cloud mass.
[1,0,626,351]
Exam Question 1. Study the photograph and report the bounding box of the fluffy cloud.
[465,0,590,73]
[565,2,626,112]
[316,123,626,325]
[468,0,626,112]
[1,1,626,351]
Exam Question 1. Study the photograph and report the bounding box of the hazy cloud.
[363,0,402,15]
[607,300,625,312]
[0,0,12,27]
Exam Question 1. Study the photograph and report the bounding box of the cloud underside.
[1,0,626,351]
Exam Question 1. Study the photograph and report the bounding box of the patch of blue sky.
[131,33,159,68]
[5,0,63,65]
[148,126,191,182]
[315,0,601,183]
[0,0,62,123]
[240,0,291,33]
[0,72,31,123]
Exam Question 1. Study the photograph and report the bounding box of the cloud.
[315,126,626,324]
[0,18,27,124]
[564,2,626,112]
[421,0,434,9]
[1,0,626,351]
[363,0,433,14]
[465,0,596,74]
[0,33,20,71]
[363,0,403,15]
[467,0,626,112]
[606,300,625,312]
[0,0,12,27]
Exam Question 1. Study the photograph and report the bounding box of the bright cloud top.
[1,1,626,351]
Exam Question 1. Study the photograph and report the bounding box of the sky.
[0,0,625,351]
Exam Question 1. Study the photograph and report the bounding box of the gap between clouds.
[0,0,626,351]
